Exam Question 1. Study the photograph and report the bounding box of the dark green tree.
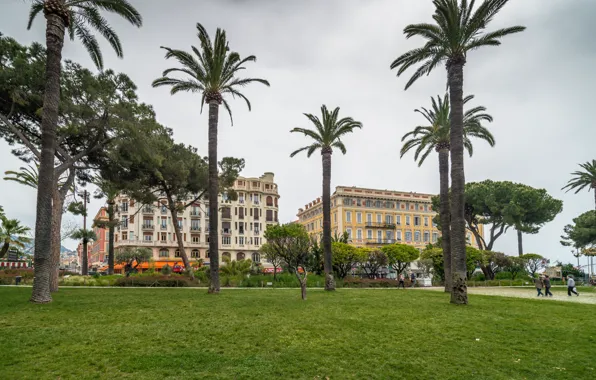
[152,23,269,294]
[401,93,494,291]
[562,159,596,211]
[263,223,312,300]
[26,0,142,303]
[290,105,363,291]
[391,0,525,305]
[561,211,596,249]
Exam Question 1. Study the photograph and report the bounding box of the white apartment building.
[112,172,280,268]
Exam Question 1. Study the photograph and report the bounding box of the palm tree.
[152,23,269,294]
[400,94,494,292]
[71,228,97,274]
[4,164,75,292]
[290,105,363,291]
[27,0,142,303]
[390,0,524,304]
[562,160,596,211]
[0,217,32,259]
[92,177,120,275]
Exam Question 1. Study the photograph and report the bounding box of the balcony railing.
[190,226,201,232]
[221,229,231,235]
[142,208,154,214]
[365,239,397,245]
[160,225,167,230]
[190,211,201,217]
[365,222,397,229]
[221,214,232,220]
[142,224,154,230]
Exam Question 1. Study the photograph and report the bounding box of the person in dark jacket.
[543,275,553,297]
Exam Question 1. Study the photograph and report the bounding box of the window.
[266,210,273,222]
[376,214,381,223]
[357,212,362,224]
[121,216,128,228]
[405,231,412,242]
[346,228,352,239]
[254,237,260,246]
[386,231,393,241]
[160,233,167,242]
[357,229,363,240]
[191,250,199,258]
[432,232,438,243]
[396,231,402,241]
[424,217,429,227]
[222,236,231,245]
[406,215,411,225]
[159,249,169,258]
[377,230,382,243]
[375,200,382,208]
[143,233,152,241]
[414,216,420,226]
[386,215,393,224]
[367,230,372,239]
[344,197,353,206]
[424,204,428,212]
[191,220,200,231]
[366,213,372,223]
[424,232,430,242]
[414,231,421,242]
[356,199,362,206]
[129,232,134,241]
[334,213,337,224]
[122,231,128,241]
[346,211,352,223]
[396,215,401,225]
[266,196,273,206]
[161,204,167,214]
[120,201,129,212]
[175,250,181,257]
[415,203,419,211]
[191,235,200,243]
[365,200,372,207]
[252,252,261,263]
[160,218,167,229]
[239,236,245,246]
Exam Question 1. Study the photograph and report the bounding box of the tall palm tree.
[27,0,142,303]
[390,0,524,304]
[290,105,363,291]
[0,217,32,259]
[152,23,269,294]
[562,160,596,211]
[400,94,494,292]
[4,164,74,292]
[71,228,97,274]
[92,177,120,275]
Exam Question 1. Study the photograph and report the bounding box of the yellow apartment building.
[297,185,484,251]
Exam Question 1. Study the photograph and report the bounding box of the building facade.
[90,207,108,268]
[297,186,483,251]
[109,172,280,269]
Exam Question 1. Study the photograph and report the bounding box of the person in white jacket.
[567,275,579,296]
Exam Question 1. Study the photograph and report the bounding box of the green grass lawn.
[1,288,594,379]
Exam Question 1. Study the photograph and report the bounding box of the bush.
[343,278,399,288]
[115,276,193,287]
[495,272,513,280]
[470,273,485,281]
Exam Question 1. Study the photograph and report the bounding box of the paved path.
[424,286,596,304]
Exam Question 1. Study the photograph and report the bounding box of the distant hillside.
[22,240,74,255]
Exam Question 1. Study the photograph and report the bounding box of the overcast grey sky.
[1,0,595,265]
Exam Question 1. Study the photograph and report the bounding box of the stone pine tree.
[26,0,142,303]
[400,94,494,291]
[290,105,362,291]
[390,0,525,304]
[152,23,269,294]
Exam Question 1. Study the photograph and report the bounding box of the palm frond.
[73,20,103,69]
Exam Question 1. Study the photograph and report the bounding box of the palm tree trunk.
[82,238,88,274]
[447,58,468,305]
[0,243,8,258]
[517,229,523,257]
[31,10,66,303]
[321,149,335,291]
[107,200,115,275]
[438,149,452,293]
[166,195,194,279]
[49,190,64,292]
[207,100,220,294]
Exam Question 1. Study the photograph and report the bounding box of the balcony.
[365,222,396,229]
[221,229,231,235]
[142,208,154,214]
[190,226,201,232]
[365,239,397,245]
[142,224,154,231]
[190,210,201,217]
[221,214,232,220]
[160,225,167,230]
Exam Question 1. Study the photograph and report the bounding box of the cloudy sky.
[1,0,594,266]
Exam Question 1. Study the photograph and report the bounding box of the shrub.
[115,276,193,287]
[161,265,173,275]
[470,273,485,281]
[343,278,399,288]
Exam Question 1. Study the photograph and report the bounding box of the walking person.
[543,275,553,297]
[398,273,405,289]
[567,275,579,296]
[410,272,416,288]
[533,275,544,296]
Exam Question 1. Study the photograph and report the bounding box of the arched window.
[251,252,260,263]
[274,197,278,207]
[222,252,231,261]
[175,249,181,257]
[191,250,199,258]
[159,249,169,258]
[205,250,209,259]
[266,196,273,206]
[236,252,245,261]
